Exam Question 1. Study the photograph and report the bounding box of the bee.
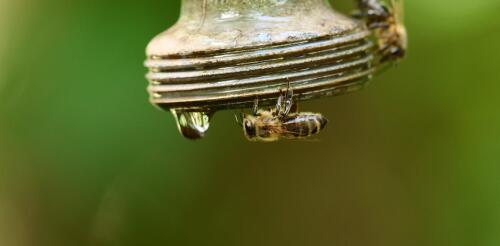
[354,0,407,63]
[237,84,328,142]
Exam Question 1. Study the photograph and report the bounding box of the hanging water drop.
[171,109,213,140]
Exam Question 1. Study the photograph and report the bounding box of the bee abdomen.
[282,114,328,138]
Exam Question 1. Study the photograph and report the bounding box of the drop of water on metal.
[171,109,213,140]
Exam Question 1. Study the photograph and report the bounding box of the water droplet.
[171,109,213,140]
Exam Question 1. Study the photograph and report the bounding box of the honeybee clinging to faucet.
[354,0,407,63]
[237,82,328,142]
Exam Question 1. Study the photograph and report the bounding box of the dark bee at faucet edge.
[354,0,407,63]
[239,85,328,142]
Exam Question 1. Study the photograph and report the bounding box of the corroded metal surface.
[145,0,375,112]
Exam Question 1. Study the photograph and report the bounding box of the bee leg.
[369,22,390,29]
[351,11,364,19]
[366,0,390,15]
[352,10,382,19]
[283,86,294,116]
[280,78,294,116]
[252,97,259,115]
[275,89,284,116]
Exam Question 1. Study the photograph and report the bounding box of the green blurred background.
[1,0,500,245]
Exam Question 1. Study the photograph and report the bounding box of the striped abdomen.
[281,113,328,139]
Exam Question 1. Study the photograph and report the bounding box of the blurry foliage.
[1,0,500,246]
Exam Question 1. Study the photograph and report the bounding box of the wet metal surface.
[145,0,377,138]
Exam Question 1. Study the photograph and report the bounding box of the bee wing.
[276,125,323,141]
[391,0,405,24]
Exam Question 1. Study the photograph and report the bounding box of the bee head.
[243,117,257,140]
[390,46,406,59]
